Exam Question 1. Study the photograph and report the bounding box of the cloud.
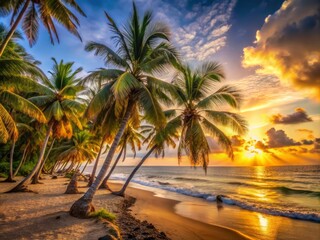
[310,138,320,153]
[242,0,320,100]
[231,135,245,147]
[270,108,313,124]
[235,74,304,112]
[152,0,237,61]
[255,141,267,151]
[301,139,314,145]
[266,128,301,148]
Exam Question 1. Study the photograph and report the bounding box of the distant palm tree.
[0,0,86,56]
[70,3,178,218]
[170,61,248,172]
[51,130,99,174]
[113,121,179,196]
[8,58,85,192]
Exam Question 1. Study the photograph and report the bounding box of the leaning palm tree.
[170,61,248,172]
[99,122,144,189]
[8,58,85,192]
[70,3,178,218]
[113,121,179,196]
[0,0,86,56]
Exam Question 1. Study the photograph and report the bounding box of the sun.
[244,145,263,159]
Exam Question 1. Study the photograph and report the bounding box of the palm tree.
[170,61,248,172]
[51,130,99,174]
[70,3,178,218]
[4,122,33,182]
[0,0,86,56]
[8,58,85,192]
[100,123,144,189]
[113,122,179,196]
[0,24,47,144]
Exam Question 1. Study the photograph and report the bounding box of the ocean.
[85,164,320,239]
[106,165,320,222]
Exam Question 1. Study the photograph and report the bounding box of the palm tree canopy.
[169,61,248,172]
[0,0,86,46]
[51,130,99,167]
[84,2,179,136]
[28,58,86,139]
[0,24,47,143]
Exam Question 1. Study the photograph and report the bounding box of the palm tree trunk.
[58,161,68,173]
[80,160,90,175]
[0,0,31,57]
[32,138,55,184]
[70,100,135,218]
[50,159,60,175]
[113,146,156,196]
[13,142,30,177]
[4,141,16,182]
[100,145,125,189]
[88,138,105,186]
[7,122,53,192]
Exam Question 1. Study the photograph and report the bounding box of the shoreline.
[109,180,320,240]
[109,182,251,240]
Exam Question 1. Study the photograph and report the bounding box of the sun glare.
[244,145,263,159]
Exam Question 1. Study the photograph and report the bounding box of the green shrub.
[0,162,9,175]
[19,161,36,176]
[89,209,116,222]
[65,171,75,179]
[0,172,7,178]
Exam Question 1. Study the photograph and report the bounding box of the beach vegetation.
[89,209,116,222]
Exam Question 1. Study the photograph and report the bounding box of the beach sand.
[109,182,251,240]
[0,176,251,240]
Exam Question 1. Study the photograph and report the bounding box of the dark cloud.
[255,141,267,151]
[301,139,314,145]
[310,138,320,154]
[270,108,312,124]
[266,128,301,148]
[231,135,245,147]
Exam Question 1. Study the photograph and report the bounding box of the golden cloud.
[242,0,320,100]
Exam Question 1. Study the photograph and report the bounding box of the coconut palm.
[8,58,85,192]
[99,122,144,189]
[0,0,86,56]
[169,61,248,172]
[0,24,47,144]
[113,121,179,196]
[70,3,178,218]
[51,130,99,174]
[4,122,33,182]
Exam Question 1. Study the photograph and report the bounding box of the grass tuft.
[89,209,116,222]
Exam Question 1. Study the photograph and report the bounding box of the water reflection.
[258,213,269,232]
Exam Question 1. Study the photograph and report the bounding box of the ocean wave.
[273,186,320,197]
[174,177,211,183]
[227,182,320,196]
[110,176,320,222]
[221,196,320,222]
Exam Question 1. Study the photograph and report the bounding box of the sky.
[2,0,320,166]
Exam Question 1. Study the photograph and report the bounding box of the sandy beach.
[0,176,251,240]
